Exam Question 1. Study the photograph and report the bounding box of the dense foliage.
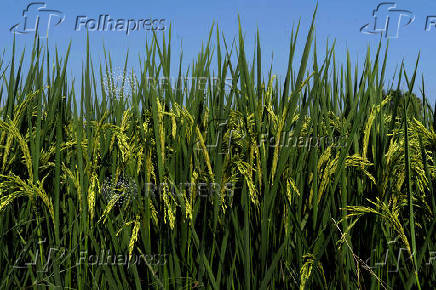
[1,13,435,289]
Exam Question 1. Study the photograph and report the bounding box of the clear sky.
[2,0,436,102]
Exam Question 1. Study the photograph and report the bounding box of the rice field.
[0,12,435,289]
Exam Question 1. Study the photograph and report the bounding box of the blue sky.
[2,0,436,102]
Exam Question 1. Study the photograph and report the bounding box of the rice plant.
[0,11,435,289]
